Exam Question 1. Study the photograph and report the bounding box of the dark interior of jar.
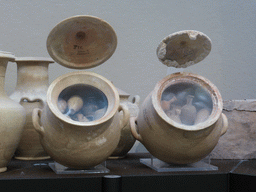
[161,82,213,126]
[57,84,108,122]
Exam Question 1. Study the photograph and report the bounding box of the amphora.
[0,52,26,172]
[10,57,54,160]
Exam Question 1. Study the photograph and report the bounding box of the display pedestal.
[49,161,109,174]
[140,156,218,172]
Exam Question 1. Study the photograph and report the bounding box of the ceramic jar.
[130,72,228,164]
[32,71,130,169]
[110,88,140,158]
[0,52,26,172]
[10,57,54,160]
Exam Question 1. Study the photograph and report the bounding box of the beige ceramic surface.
[110,88,140,158]
[130,72,228,164]
[32,71,130,169]
[0,52,26,172]
[10,57,54,160]
[156,30,212,68]
[47,15,117,69]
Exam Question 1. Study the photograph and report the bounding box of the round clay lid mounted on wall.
[47,15,117,69]
[156,30,212,68]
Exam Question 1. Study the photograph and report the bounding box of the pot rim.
[47,71,120,126]
[15,57,54,63]
[152,72,223,131]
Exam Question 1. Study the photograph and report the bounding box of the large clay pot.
[131,72,228,164]
[10,57,54,160]
[110,88,140,158]
[0,52,26,172]
[32,71,129,169]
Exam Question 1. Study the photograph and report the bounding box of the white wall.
[1,0,255,101]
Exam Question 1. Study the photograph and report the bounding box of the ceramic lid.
[46,15,117,69]
[15,57,54,63]
[156,30,212,68]
[0,51,15,61]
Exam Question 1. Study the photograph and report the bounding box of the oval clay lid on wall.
[156,30,212,68]
[46,15,117,69]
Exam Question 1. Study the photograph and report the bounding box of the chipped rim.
[152,72,223,131]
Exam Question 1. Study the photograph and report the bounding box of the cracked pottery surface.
[211,100,256,159]
[156,30,211,68]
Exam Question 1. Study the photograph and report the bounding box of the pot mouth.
[152,72,223,131]
[46,15,117,69]
[47,71,120,126]
[15,57,54,64]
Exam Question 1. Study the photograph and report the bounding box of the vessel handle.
[32,108,45,137]
[220,113,228,136]
[118,103,130,129]
[130,117,143,142]
[132,95,140,106]
[20,97,44,107]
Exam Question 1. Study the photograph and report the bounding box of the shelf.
[0,153,255,192]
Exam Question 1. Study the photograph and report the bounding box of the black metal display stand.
[0,153,255,192]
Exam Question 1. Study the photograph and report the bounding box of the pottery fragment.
[194,108,211,124]
[180,95,197,125]
[57,99,67,113]
[65,95,83,116]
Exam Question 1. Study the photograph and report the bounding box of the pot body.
[131,72,228,164]
[110,90,140,158]
[10,57,54,160]
[0,53,26,172]
[32,71,129,169]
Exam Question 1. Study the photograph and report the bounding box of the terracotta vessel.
[110,88,140,158]
[130,72,228,164]
[0,52,26,172]
[32,71,130,169]
[10,57,54,160]
[156,30,212,68]
[46,15,117,69]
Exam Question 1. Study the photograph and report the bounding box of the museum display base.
[140,157,218,172]
[49,161,109,174]
[1,153,256,192]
